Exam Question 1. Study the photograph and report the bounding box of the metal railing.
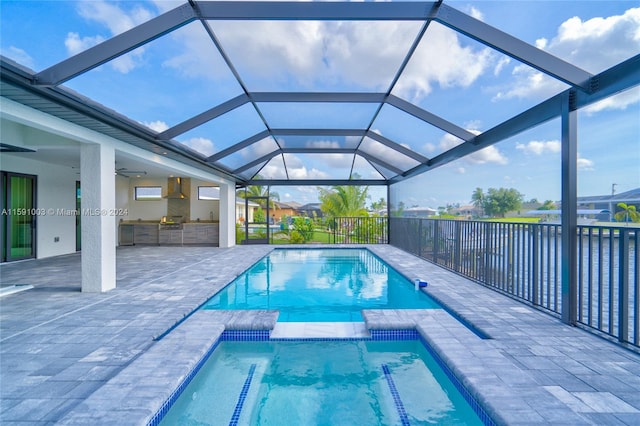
[331,217,388,244]
[389,217,640,348]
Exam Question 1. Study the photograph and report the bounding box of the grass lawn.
[483,217,540,223]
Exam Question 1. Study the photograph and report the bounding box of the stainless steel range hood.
[165,177,188,199]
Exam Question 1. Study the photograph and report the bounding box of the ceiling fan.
[115,167,147,177]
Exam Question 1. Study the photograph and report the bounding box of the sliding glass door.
[1,172,36,261]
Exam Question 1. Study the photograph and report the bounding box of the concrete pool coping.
[2,244,640,425]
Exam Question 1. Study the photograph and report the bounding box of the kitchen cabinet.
[118,223,218,246]
[158,229,183,245]
[133,224,158,245]
[182,224,219,245]
[119,224,134,246]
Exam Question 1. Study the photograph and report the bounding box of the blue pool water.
[159,339,485,426]
[202,248,441,321]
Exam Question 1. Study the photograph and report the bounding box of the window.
[135,186,162,200]
[198,186,219,200]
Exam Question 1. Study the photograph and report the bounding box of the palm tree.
[471,187,484,217]
[319,184,369,243]
[370,197,387,213]
[614,202,640,223]
[319,185,369,217]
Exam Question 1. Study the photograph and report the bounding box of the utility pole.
[610,183,617,222]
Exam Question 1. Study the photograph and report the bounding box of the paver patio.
[1,245,639,425]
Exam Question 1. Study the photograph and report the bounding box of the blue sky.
[1,0,639,208]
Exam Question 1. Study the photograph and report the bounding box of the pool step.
[270,322,370,338]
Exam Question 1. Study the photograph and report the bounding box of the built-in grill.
[159,216,183,230]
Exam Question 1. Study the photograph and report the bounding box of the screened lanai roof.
[1,1,639,187]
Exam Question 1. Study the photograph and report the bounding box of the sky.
[1,0,639,208]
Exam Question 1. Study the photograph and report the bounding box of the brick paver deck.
[1,245,639,425]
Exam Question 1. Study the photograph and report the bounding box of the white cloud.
[492,65,566,102]
[161,19,239,81]
[67,1,157,73]
[76,1,154,36]
[516,140,561,155]
[493,8,640,104]
[317,153,353,168]
[439,133,465,151]
[305,140,341,149]
[1,46,35,69]
[535,38,548,49]
[578,157,595,171]
[466,145,508,165]
[550,8,640,73]
[65,33,105,55]
[394,22,494,101]
[582,88,640,114]
[362,139,419,170]
[428,131,506,165]
[494,57,511,76]
[239,137,277,160]
[181,137,215,156]
[205,19,423,91]
[468,6,484,21]
[141,120,169,132]
[424,142,437,153]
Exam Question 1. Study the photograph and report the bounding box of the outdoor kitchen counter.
[119,222,219,246]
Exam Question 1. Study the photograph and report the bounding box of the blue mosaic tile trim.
[370,329,418,340]
[146,338,222,426]
[221,330,270,341]
[417,335,496,426]
[229,364,257,426]
[381,364,411,426]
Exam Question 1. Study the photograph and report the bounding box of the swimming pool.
[202,248,440,321]
[159,338,487,425]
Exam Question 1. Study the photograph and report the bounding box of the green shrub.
[292,217,314,242]
[290,230,305,244]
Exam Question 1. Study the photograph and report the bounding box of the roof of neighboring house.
[273,201,299,210]
[577,188,640,204]
[526,209,610,216]
[404,206,437,213]
[298,203,322,210]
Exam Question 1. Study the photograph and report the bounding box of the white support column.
[80,143,116,292]
[218,182,236,248]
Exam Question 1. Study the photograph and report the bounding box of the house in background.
[402,206,437,218]
[298,203,323,218]
[574,187,640,222]
[270,201,300,223]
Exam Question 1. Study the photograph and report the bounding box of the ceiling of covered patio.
[2,1,638,187]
